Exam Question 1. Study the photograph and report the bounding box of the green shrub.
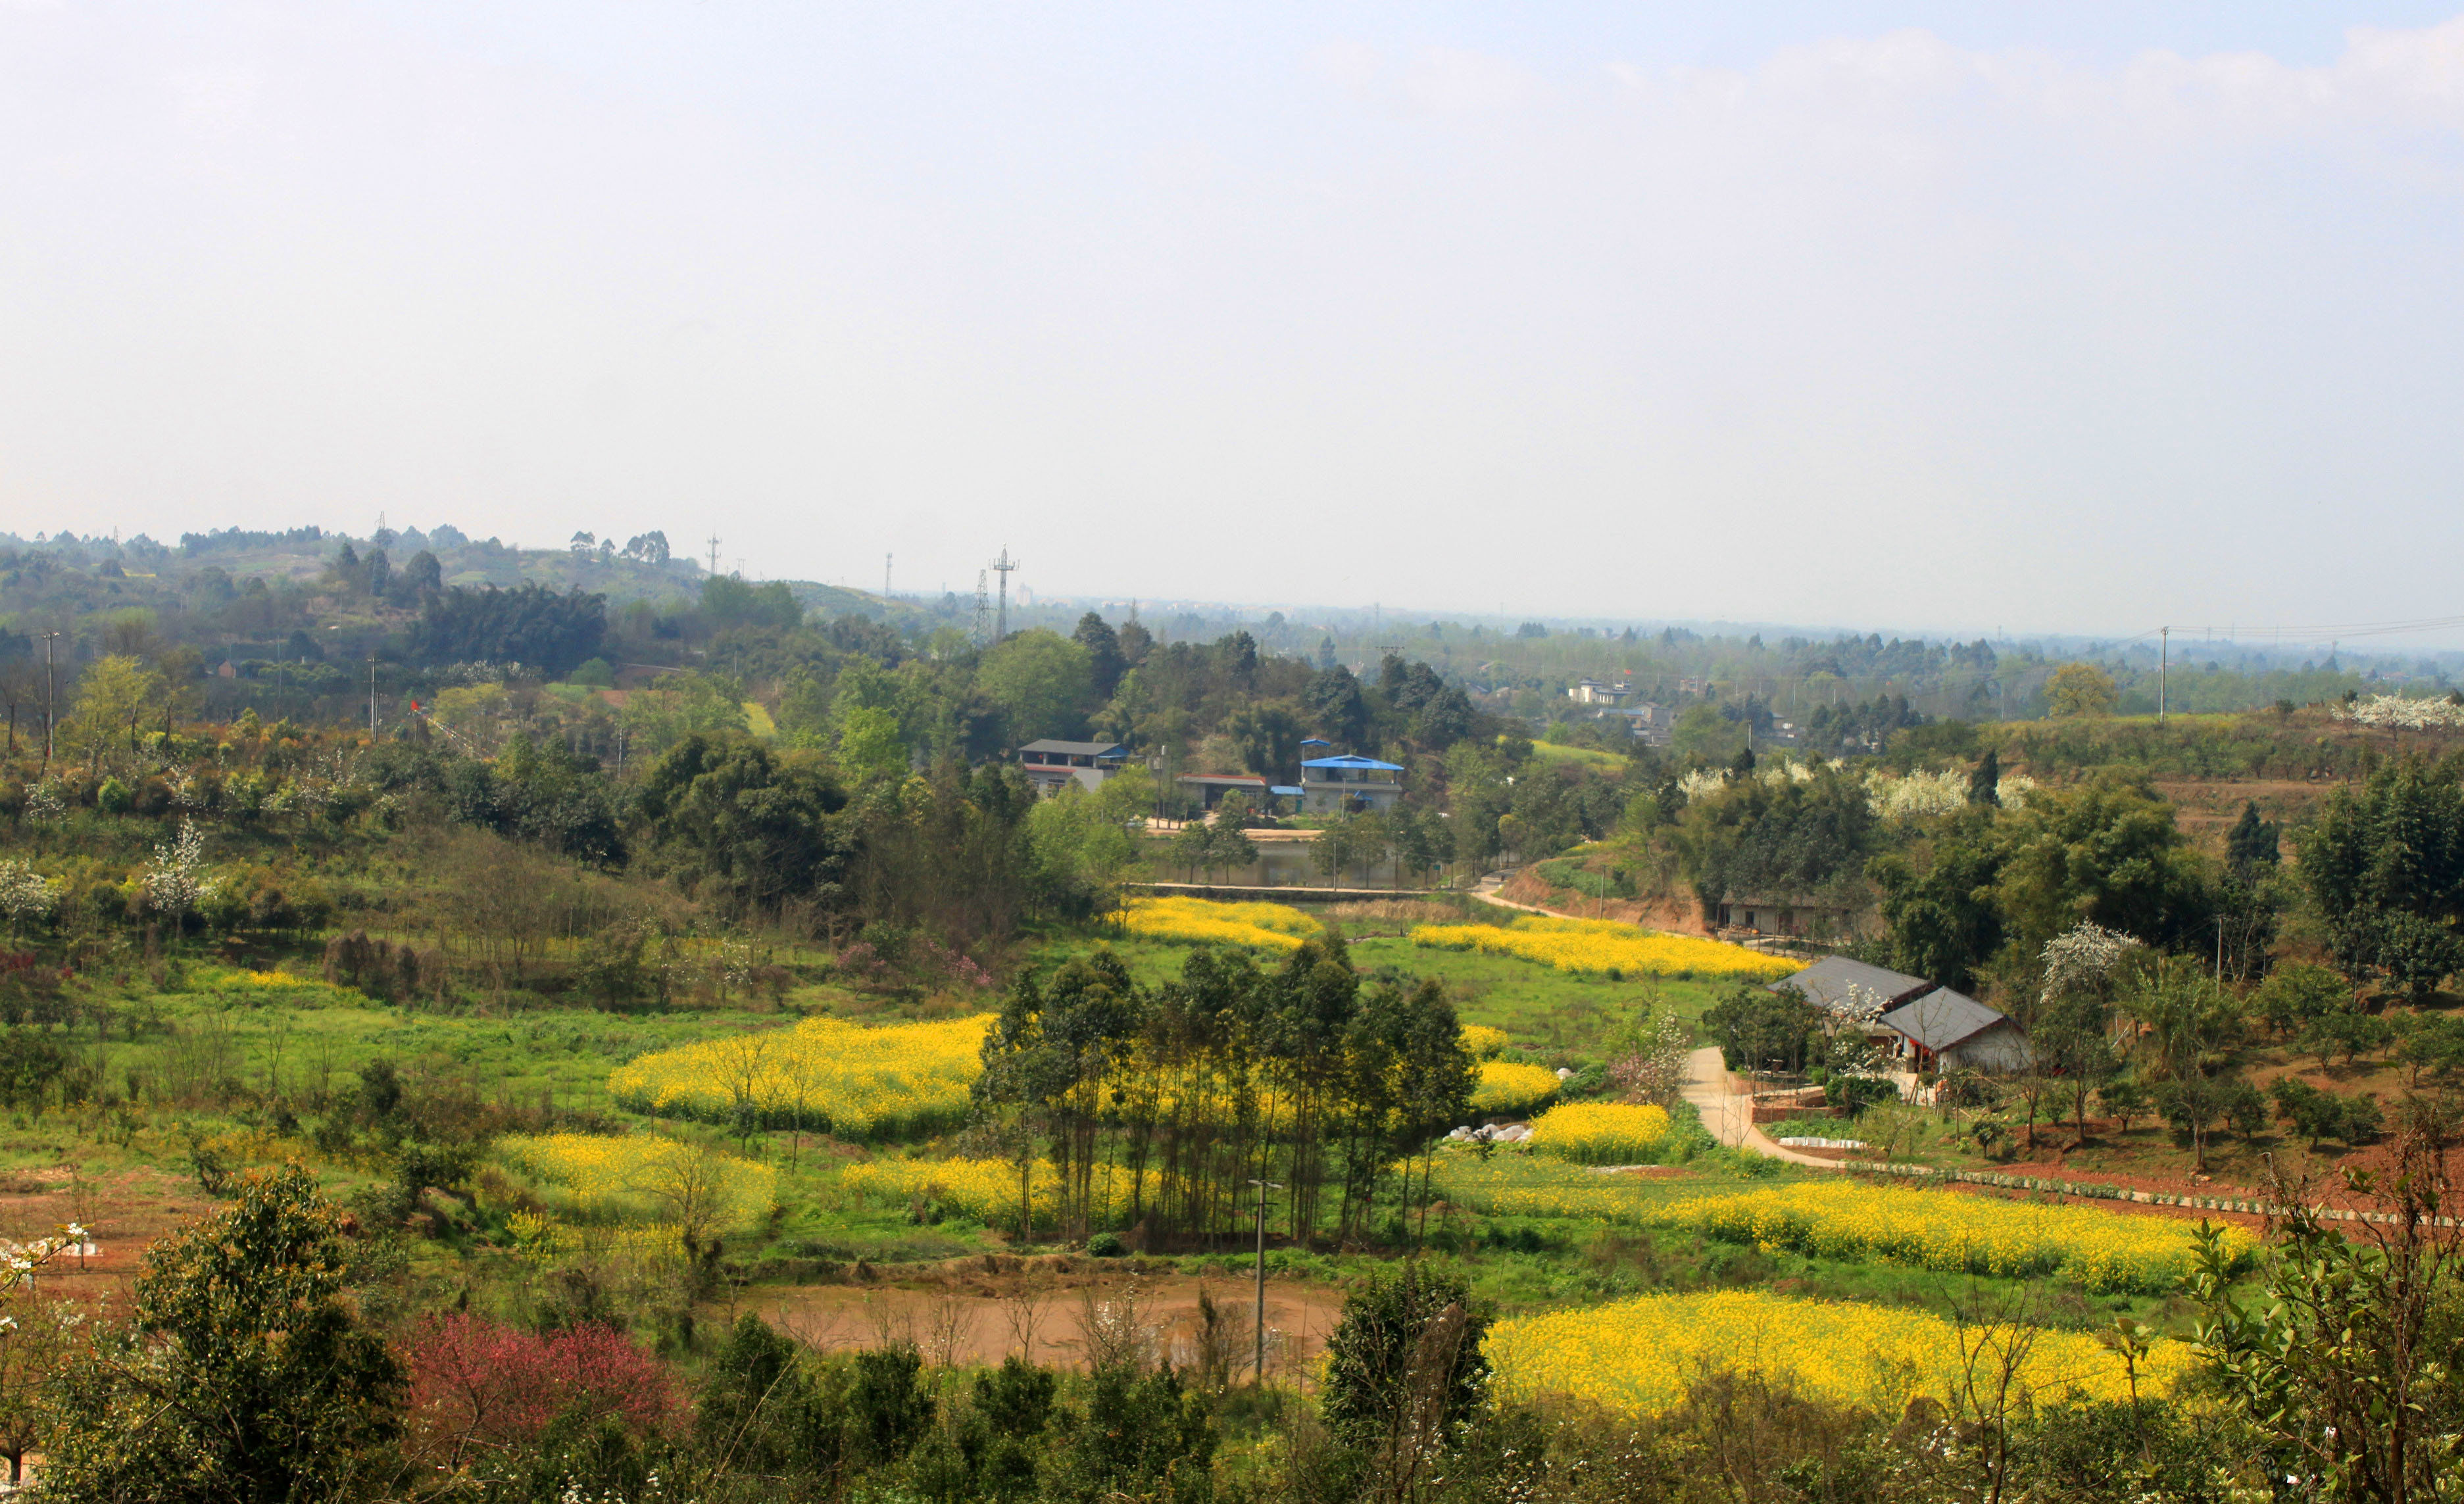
[1319,1262,1489,1450]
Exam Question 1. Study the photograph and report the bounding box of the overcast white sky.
[3,3,2460,639]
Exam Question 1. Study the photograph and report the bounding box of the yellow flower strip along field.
[505,1209,685,1267]
[610,1014,994,1140]
[1487,1290,2195,1416]
[843,1157,1141,1232]
[1409,915,1802,982]
[496,1134,776,1232]
[1656,1180,2256,1294]
[1430,1153,1685,1222]
[1471,1061,1562,1115]
[1527,1103,1673,1163]
[1427,1158,2250,1294]
[1116,896,1326,952]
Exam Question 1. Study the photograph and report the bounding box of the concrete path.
[1678,1046,1842,1169]
[1477,873,1833,1171]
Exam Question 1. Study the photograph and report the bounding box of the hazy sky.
[4,4,2461,639]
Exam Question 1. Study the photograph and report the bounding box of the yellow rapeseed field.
[609,1014,994,1139]
[1655,1180,2254,1294]
[1426,1161,2248,1294]
[1486,1290,2194,1415]
[1428,1156,1666,1221]
[505,1208,685,1267]
[496,1133,776,1231]
[1471,1061,1562,1115]
[1116,896,1326,952]
[843,1156,1140,1231]
[1410,915,1802,982]
[1527,1102,1673,1163]
[1460,1025,1510,1060]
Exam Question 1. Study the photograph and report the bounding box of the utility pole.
[2159,627,2169,719]
[39,631,57,772]
[883,552,893,600]
[990,548,1020,644]
[706,535,722,578]
[368,653,380,737]
[1249,1177,1283,1386]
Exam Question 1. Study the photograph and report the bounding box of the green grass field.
[1025,923,1722,1069]
[1525,740,1629,770]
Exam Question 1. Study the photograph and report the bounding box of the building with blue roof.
[1300,753,1404,815]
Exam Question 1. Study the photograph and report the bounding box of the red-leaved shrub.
[409,1315,677,1459]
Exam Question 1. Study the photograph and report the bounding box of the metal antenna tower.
[706,535,722,577]
[971,570,992,649]
[990,547,1020,643]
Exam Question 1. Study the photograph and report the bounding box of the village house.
[1615,702,1673,745]
[1875,988,2033,1072]
[1015,739,1128,797]
[1299,754,1404,815]
[1174,773,1271,812]
[1712,891,1866,941]
[1769,955,2031,1074]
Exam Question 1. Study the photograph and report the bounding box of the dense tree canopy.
[635,734,852,913]
[407,582,608,676]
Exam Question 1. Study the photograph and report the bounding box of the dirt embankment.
[1496,869,1709,935]
[759,1260,1345,1376]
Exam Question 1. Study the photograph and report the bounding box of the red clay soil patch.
[0,1167,220,1303]
[758,1266,1346,1376]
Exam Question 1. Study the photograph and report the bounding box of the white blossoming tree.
[143,817,221,936]
[2338,693,2464,731]
[0,863,59,939]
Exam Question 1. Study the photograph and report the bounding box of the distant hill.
[1,523,899,621]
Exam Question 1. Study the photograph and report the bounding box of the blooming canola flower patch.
[843,1156,1142,1232]
[610,1014,995,1140]
[496,1133,776,1232]
[1116,896,1327,952]
[1471,1061,1562,1115]
[1653,1180,2255,1295]
[1487,1290,2194,1415]
[1527,1102,1673,1163]
[1409,915,1801,982]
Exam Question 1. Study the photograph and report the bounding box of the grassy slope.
[1526,740,1629,771]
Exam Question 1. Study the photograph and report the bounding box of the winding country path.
[1471,869,1834,1170]
[1677,1046,1842,1169]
